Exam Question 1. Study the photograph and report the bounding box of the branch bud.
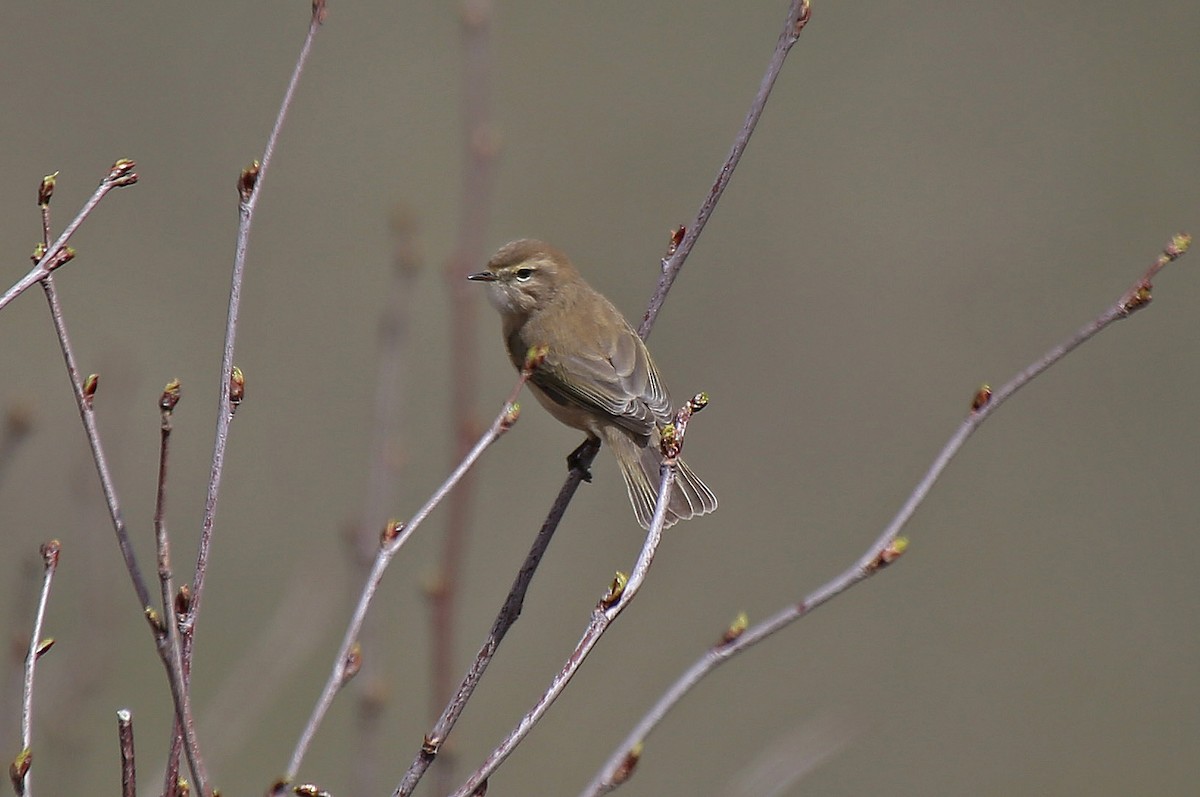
[610,742,643,786]
[600,571,628,609]
[341,642,362,685]
[971,384,992,413]
[83,373,99,406]
[380,519,404,546]
[39,539,61,569]
[238,161,260,202]
[500,402,521,430]
[160,379,182,413]
[38,172,58,207]
[718,611,749,647]
[228,366,245,409]
[523,344,549,373]
[108,159,139,187]
[9,748,31,795]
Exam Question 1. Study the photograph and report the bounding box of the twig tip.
[38,172,59,207]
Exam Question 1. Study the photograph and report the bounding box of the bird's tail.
[602,426,717,530]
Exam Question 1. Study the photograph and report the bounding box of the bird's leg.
[567,436,600,483]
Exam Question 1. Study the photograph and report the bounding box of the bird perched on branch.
[469,239,717,529]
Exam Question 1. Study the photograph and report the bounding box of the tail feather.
[602,426,717,530]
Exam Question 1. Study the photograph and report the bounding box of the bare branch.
[275,368,533,792]
[449,398,708,797]
[13,541,61,797]
[581,233,1192,795]
[167,4,327,788]
[151,380,210,794]
[638,0,811,340]
[0,159,137,313]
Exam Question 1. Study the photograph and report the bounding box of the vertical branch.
[167,3,326,789]
[186,0,326,647]
[430,0,500,788]
[152,381,210,795]
[348,208,421,796]
[13,541,61,797]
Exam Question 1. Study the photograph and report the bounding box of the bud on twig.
[971,384,992,413]
[38,172,58,207]
[83,374,99,407]
[40,539,61,569]
[228,366,245,410]
[718,611,749,647]
[341,642,362,685]
[610,742,643,786]
[238,161,260,202]
[107,159,139,188]
[161,379,182,413]
[601,571,628,609]
[10,748,31,796]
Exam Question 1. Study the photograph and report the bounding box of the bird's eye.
[515,267,534,281]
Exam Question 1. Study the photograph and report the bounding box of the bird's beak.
[467,270,498,282]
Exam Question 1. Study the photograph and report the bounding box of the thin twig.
[580,233,1192,795]
[15,541,61,797]
[638,0,811,341]
[167,3,326,788]
[274,369,532,793]
[185,0,326,645]
[429,1,501,788]
[448,398,708,797]
[0,161,137,314]
[152,381,210,794]
[40,276,154,614]
[34,178,211,796]
[401,3,813,792]
[116,709,136,797]
[395,450,593,796]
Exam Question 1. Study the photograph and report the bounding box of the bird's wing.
[534,323,671,439]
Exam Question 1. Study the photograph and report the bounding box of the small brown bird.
[469,239,717,529]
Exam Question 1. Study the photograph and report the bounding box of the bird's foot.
[567,438,599,483]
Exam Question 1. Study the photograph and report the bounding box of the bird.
[468,238,717,529]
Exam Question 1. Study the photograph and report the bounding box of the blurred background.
[2,2,1199,795]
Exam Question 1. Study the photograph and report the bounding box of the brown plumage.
[469,239,717,529]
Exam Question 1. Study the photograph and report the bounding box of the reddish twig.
[581,233,1192,795]
[430,4,502,790]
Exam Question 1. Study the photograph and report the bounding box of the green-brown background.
[2,2,1198,795]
